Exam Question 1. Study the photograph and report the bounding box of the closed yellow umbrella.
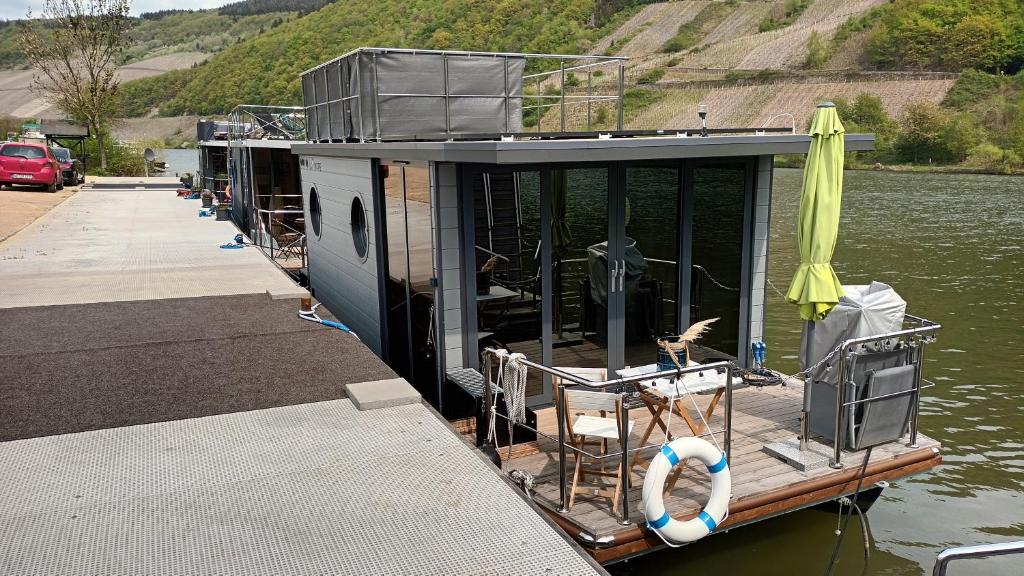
[786,102,845,321]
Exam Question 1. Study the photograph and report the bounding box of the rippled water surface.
[614,169,1022,575]
[157,148,199,177]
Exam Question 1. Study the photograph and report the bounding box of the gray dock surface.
[0,179,603,575]
[0,177,305,307]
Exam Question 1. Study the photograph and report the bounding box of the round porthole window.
[351,195,368,259]
[309,187,322,238]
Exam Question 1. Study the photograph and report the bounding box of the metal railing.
[933,541,1024,576]
[253,208,307,274]
[228,105,306,142]
[481,348,734,525]
[828,314,940,467]
[523,58,626,133]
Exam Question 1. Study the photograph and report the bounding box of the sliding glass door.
[383,161,439,405]
[466,157,753,401]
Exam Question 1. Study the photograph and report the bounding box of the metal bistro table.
[476,285,520,329]
[618,363,730,487]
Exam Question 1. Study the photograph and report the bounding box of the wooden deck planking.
[505,378,940,539]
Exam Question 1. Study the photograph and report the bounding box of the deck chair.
[553,368,635,513]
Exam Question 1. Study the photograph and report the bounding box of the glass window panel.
[474,170,545,397]
[551,167,609,371]
[625,165,680,367]
[690,162,746,358]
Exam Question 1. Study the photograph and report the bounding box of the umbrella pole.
[800,319,814,451]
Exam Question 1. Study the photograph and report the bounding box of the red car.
[0,142,64,192]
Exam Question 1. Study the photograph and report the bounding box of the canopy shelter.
[40,120,90,170]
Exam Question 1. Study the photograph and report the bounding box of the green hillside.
[862,0,1024,73]
[0,0,320,70]
[122,0,638,116]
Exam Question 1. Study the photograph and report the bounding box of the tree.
[896,101,952,163]
[19,0,132,170]
[945,15,1012,72]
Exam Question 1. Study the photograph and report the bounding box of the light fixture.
[698,104,709,137]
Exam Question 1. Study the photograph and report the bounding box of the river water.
[156,148,199,177]
[614,169,1022,575]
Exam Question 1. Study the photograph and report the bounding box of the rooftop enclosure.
[301,48,627,142]
[227,105,306,142]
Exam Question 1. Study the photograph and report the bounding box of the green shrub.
[660,2,733,53]
[759,0,812,33]
[636,67,665,85]
[804,31,828,69]
[943,69,1004,109]
[963,143,1022,173]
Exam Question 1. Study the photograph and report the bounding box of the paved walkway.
[0,178,305,308]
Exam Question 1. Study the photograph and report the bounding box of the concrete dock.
[0,179,604,575]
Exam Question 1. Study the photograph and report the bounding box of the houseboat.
[198,107,307,278]
[290,48,941,563]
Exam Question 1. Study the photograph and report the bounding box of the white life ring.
[641,437,731,545]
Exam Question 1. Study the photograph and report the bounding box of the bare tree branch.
[19,0,132,170]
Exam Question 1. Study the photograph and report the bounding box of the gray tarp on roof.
[304,49,525,141]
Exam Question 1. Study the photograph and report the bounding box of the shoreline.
[775,159,1024,177]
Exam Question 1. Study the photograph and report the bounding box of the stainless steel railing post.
[617,63,624,130]
[619,396,631,525]
[724,368,733,464]
[831,345,848,469]
[559,60,566,133]
[933,541,1024,576]
[557,381,569,512]
[908,338,924,448]
[482,352,492,449]
[586,70,592,131]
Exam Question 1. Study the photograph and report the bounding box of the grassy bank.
[775,155,1024,176]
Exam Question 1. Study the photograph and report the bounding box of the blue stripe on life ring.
[698,511,718,533]
[649,511,671,529]
[707,454,728,474]
[661,444,680,467]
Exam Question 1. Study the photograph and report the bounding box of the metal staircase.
[476,172,525,284]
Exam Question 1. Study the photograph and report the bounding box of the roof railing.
[227,105,307,142]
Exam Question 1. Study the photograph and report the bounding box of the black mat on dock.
[0,294,395,442]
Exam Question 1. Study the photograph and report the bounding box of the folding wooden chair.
[553,368,635,513]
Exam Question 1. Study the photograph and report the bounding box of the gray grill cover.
[587,238,646,308]
[800,281,907,385]
[303,50,526,141]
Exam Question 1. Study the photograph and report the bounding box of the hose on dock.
[823,446,874,576]
[298,301,359,339]
[219,234,248,249]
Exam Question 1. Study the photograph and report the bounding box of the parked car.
[0,142,63,192]
[51,146,85,186]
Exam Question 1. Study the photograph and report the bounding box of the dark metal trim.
[457,163,478,370]
[737,157,756,367]
[370,159,391,363]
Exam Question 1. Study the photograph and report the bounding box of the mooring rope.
[694,264,739,292]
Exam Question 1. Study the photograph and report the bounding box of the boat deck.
[504,378,941,562]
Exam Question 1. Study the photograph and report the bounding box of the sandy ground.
[0,181,80,243]
[111,115,203,143]
[0,52,206,119]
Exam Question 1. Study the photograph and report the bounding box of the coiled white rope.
[485,349,528,449]
[501,352,528,426]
